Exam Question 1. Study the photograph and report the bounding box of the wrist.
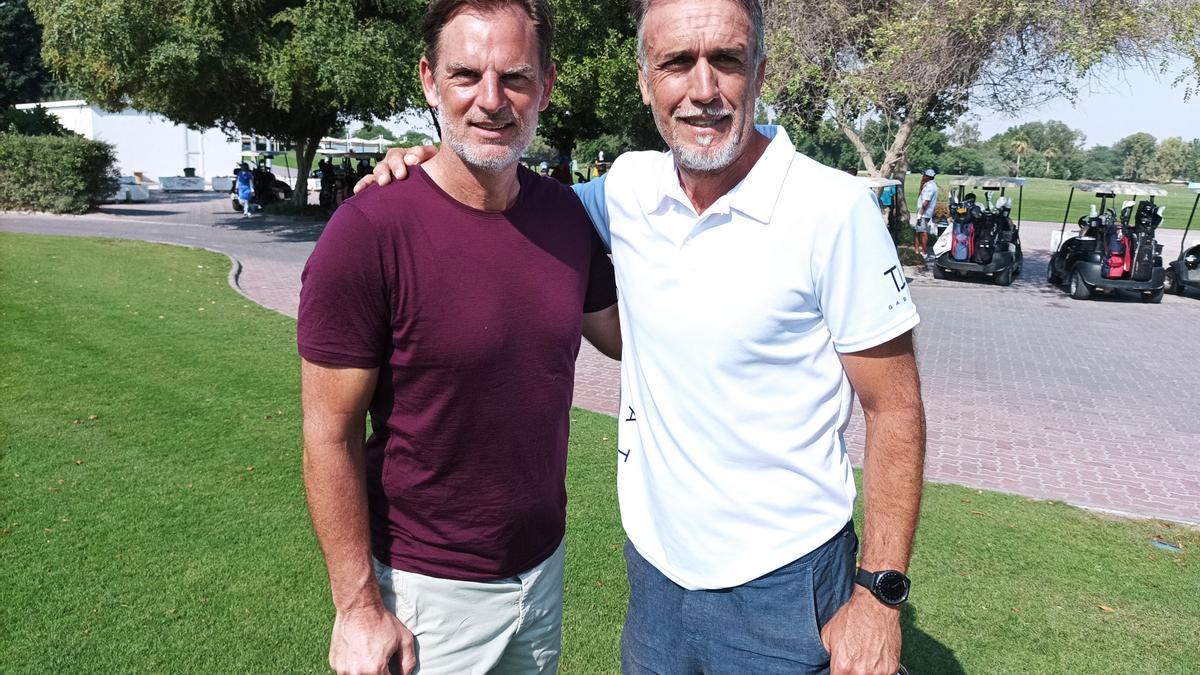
[331,575,384,613]
[850,585,901,615]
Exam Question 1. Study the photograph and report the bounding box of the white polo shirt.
[574,127,919,590]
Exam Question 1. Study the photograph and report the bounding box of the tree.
[763,0,1185,224]
[538,1,662,160]
[394,130,435,148]
[1114,132,1158,181]
[790,122,860,170]
[1041,147,1060,177]
[1147,136,1189,182]
[32,0,428,205]
[1079,145,1123,180]
[1010,135,1030,176]
[1187,139,1200,181]
[0,0,52,108]
[355,122,397,142]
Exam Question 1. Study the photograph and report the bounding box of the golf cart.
[1047,181,1166,303]
[857,176,903,235]
[931,176,1024,286]
[230,151,295,212]
[311,150,383,209]
[1164,182,1200,296]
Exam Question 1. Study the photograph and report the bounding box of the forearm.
[304,433,382,612]
[582,304,621,360]
[858,401,926,572]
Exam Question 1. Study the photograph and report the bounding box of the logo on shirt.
[883,265,912,311]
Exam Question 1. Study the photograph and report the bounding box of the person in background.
[236,162,255,217]
[915,168,939,257]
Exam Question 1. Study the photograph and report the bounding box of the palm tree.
[1010,135,1030,176]
[1042,147,1060,177]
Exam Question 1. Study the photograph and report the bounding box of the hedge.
[0,133,119,214]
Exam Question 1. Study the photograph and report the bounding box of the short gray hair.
[630,0,765,69]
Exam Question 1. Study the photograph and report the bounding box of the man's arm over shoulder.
[572,174,610,251]
[579,225,620,360]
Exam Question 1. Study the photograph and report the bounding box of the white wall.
[15,101,243,186]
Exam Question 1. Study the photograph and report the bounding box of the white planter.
[160,176,206,192]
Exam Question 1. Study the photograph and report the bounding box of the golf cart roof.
[240,150,275,158]
[949,176,1025,188]
[1189,181,1200,193]
[1070,181,1168,197]
[858,176,902,188]
[318,150,384,159]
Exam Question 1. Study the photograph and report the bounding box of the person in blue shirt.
[236,163,256,217]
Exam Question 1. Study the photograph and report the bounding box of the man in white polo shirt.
[586,4,924,674]
[361,1,925,672]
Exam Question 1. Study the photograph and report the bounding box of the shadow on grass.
[902,603,965,674]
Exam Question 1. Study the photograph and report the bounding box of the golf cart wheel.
[1142,287,1164,304]
[995,266,1013,287]
[933,265,947,280]
[231,198,241,212]
[1164,269,1182,295]
[1047,258,1062,285]
[1068,270,1091,300]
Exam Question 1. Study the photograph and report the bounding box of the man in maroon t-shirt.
[297,2,619,673]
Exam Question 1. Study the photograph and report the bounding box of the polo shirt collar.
[651,126,796,225]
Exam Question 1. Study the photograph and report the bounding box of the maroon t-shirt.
[297,165,616,581]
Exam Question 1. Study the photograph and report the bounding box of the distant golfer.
[236,163,255,217]
[916,168,939,256]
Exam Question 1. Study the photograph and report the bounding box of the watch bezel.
[872,570,910,605]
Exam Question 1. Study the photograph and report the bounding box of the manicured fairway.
[1,233,1196,673]
[903,175,1199,228]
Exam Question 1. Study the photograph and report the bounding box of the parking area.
[577,220,1200,524]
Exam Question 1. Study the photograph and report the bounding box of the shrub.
[0,133,118,213]
[896,247,927,267]
[0,106,73,136]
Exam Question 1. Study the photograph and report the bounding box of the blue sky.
[970,63,1198,147]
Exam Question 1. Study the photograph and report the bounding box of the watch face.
[875,571,910,605]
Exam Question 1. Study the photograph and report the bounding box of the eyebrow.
[444,62,536,76]
[657,45,749,63]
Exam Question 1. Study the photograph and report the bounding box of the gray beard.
[671,125,743,173]
[437,106,537,173]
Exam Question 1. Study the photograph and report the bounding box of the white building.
[15,100,251,188]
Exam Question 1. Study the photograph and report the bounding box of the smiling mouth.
[678,115,730,128]
[471,121,513,131]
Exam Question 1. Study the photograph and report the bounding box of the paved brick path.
[4,195,1197,524]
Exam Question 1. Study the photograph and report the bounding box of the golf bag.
[950,202,976,262]
[1123,201,1163,282]
[1100,210,1129,280]
[973,212,998,265]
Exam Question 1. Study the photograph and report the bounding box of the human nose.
[688,59,719,106]
[475,72,507,114]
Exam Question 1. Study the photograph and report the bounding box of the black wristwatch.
[855,567,910,606]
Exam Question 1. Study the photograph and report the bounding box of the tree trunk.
[290,133,321,207]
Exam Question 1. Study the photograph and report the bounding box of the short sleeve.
[572,175,610,250]
[813,189,920,353]
[583,228,617,313]
[297,203,392,368]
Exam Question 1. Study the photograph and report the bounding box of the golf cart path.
[3,193,1198,526]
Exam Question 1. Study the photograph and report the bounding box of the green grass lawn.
[2,233,1197,673]
[903,175,1200,229]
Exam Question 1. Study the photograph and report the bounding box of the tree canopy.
[544,0,662,157]
[764,0,1198,187]
[0,0,52,108]
[31,0,428,203]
